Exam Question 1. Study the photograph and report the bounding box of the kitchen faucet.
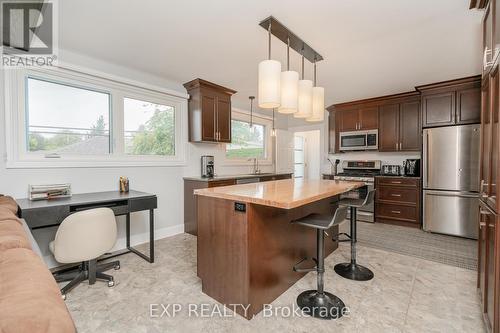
[248,157,261,174]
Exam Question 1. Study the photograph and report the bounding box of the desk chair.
[292,205,348,319]
[50,208,120,299]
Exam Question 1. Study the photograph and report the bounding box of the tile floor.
[63,233,485,333]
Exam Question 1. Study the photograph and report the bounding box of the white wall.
[0,51,283,267]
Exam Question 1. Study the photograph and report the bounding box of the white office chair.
[50,208,120,299]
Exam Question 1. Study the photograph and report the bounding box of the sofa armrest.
[19,218,43,258]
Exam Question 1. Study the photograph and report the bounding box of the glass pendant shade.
[294,79,313,118]
[306,86,325,122]
[258,59,281,109]
[278,70,299,114]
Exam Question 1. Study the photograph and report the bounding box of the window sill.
[220,160,273,167]
[5,158,187,169]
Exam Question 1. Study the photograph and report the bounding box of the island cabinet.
[183,78,236,143]
[416,76,481,128]
[375,176,421,228]
[195,179,364,319]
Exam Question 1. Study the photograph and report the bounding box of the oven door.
[340,132,367,151]
[341,183,375,222]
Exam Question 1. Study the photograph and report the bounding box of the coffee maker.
[403,159,420,177]
[201,155,214,178]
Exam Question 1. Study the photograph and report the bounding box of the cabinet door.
[339,109,359,132]
[359,106,378,130]
[422,92,456,128]
[216,95,231,143]
[457,87,481,125]
[484,3,493,77]
[328,111,337,153]
[400,101,421,151]
[491,68,499,211]
[486,209,497,331]
[201,93,217,141]
[481,79,492,199]
[378,104,399,152]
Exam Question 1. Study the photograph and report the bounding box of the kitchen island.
[195,178,363,319]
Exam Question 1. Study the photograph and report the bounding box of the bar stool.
[292,205,348,320]
[334,189,376,281]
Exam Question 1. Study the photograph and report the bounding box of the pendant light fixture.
[258,22,281,109]
[278,37,299,114]
[249,96,255,132]
[307,59,325,122]
[294,53,313,118]
[271,108,276,136]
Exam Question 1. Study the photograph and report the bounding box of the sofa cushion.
[0,196,18,216]
[0,219,31,252]
[0,248,76,333]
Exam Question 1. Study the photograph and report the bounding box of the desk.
[17,190,157,263]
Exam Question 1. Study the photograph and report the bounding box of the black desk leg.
[126,213,131,248]
[126,210,155,264]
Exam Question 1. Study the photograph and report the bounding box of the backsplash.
[324,151,421,174]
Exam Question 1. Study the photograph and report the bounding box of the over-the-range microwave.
[339,130,378,151]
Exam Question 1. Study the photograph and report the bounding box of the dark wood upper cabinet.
[339,108,359,131]
[417,76,481,128]
[399,100,421,151]
[359,107,379,129]
[184,78,236,143]
[421,92,455,127]
[378,104,399,152]
[457,87,482,124]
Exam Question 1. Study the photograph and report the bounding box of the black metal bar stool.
[292,205,348,320]
[334,189,376,281]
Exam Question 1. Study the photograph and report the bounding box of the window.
[4,66,188,168]
[226,120,265,159]
[124,98,175,156]
[27,78,111,155]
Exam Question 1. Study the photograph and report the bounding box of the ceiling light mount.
[258,16,323,63]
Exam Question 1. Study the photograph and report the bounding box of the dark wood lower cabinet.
[478,201,499,333]
[375,176,421,228]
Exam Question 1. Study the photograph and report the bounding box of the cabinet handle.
[391,210,401,214]
[395,142,398,150]
[391,181,402,184]
[391,194,402,197]
[479,221,486,228]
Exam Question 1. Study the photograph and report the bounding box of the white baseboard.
[112,223,185,251]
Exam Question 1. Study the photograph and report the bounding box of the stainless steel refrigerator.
[422,124,480,239]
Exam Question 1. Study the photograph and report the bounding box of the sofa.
[0,195,76,333]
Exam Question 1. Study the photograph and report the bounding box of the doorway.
[293,130,321,179]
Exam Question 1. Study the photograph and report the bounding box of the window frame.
[4,66,188,168]
[223,109,273,166]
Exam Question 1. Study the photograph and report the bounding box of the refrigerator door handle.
[424,190,479,198]
[423,130,429,188]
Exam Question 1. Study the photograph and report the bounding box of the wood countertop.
[194,179,364,209]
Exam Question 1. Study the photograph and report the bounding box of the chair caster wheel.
[108,281,115,287]
[62,294,66,301]
[114,265,120,270]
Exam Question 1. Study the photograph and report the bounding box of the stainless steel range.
[334,160,381,223]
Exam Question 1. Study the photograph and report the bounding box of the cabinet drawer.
[376,177,419,187]
[208,179,236,188]
[377,186,418,204]
[376,203,417,221]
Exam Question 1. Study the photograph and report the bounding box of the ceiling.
[58,0,483,112]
